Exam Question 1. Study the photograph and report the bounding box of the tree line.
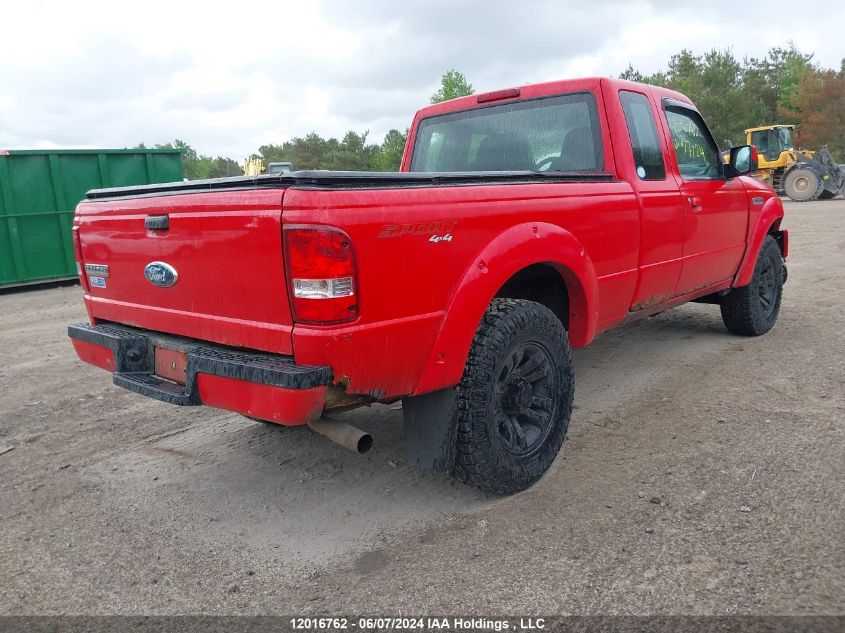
[621,44,845,156]
[139,71,473,177]
[252,72,474,172]
[145,44,844,178]
[136,139,242,179]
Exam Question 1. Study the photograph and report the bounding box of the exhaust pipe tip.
[308,417,373,454]
[356,433,374,454]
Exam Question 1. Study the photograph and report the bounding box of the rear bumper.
[68,323,332,425]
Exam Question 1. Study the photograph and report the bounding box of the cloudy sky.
[2,0,842,160]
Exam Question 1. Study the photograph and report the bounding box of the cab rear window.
[409,92,603,173]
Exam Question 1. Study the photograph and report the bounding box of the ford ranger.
[68,77,787,494]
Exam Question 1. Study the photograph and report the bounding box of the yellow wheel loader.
[743,125,845,202]
[242,157,266,176]
[242,158,294,176]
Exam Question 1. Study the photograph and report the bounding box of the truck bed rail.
[84,170,615,200]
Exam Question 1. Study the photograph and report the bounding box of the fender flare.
[734,195,785,287]
[413,222,598,395]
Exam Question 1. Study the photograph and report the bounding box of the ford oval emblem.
[144,261,178,288]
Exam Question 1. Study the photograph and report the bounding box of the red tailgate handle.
[145,214,169,231]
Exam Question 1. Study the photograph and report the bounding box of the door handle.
[688,196,703,211]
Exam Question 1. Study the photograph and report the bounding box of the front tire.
[720,235,783,336]
[452,299,573,495]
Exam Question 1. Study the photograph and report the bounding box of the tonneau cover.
[84,170,615,200]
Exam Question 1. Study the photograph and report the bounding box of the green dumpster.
[0,149,183,288]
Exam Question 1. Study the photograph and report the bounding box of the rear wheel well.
[495,264,569,330]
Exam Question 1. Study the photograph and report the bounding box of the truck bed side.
[283,178,638,397]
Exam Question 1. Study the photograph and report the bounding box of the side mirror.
[724,144,758,177]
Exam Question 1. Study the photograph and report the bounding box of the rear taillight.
[71,224,89,292]
[283,225,358,324]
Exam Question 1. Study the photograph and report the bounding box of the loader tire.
[817,190,836,200]
[783,168,823,202]
[451,299,573,495]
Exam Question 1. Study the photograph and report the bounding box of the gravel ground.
[0,199,842,616]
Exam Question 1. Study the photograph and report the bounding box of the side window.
[619,91,665,180]
[750,130,769,157]
[665,107,721,179]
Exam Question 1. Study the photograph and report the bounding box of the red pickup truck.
[69,77,787,494]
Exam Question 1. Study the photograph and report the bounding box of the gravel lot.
[0,199,842,616]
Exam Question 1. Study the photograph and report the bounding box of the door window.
[619,91,665,180]
[665,107,721,179]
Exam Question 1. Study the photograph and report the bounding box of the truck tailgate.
[75,189,294,355]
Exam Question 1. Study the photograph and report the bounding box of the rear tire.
[783,168,823,202]
[452,298,573,495]
[720,235,783,336]
[818,190,836,200]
